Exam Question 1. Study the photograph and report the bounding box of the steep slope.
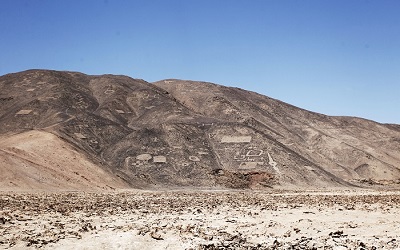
[154,79,400,187]
[0,70,399,190]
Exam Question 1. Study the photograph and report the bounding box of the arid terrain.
[0,69,400,190]
[1,190,400,249]
[1,70,400,249]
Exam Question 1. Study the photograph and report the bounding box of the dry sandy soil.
[1,190,400,249]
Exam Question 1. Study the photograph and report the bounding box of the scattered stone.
[150,231,164,240]
[0,191,399,249]
[329,230,346,238]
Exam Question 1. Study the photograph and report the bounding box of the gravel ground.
[1,190,400,249]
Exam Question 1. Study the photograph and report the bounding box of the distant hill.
[0,70,399,190]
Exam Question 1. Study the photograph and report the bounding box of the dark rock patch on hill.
[0,70,399,190]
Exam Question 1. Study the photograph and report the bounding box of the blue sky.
[1,0,399,124]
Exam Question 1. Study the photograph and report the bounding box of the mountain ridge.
[1,69,399,190]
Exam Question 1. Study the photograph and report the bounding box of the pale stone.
[153,156,167,163]
[74,133,87,139]
[305,166,314,171]
[189,156,200,162]
[16,110,32,115]
[136,154,152,161]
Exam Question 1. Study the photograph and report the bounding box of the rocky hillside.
[0,70,399,190]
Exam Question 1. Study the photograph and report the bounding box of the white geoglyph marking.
[221,136,252,143]
[234,154,246,160]
[137,154,152,161]
[153,156,167,163]
[74,133,87,139]
[189,156,200,162]
[268,152,281,174]
[246,149,263,157]
[104,89,115,94]
[16,110,32,115]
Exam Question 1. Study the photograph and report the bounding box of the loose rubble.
[0,190,399,249]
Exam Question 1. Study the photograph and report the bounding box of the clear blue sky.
[1,0,399,124]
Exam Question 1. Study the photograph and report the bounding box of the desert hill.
[0,70,399,190]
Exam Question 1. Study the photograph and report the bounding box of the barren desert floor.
[1,190,400,249]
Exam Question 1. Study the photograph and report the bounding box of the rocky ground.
[1,190,400,249]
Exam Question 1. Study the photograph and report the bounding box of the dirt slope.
[0,70,399,190]
[154,79,400,187]
[0,130,128,191]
